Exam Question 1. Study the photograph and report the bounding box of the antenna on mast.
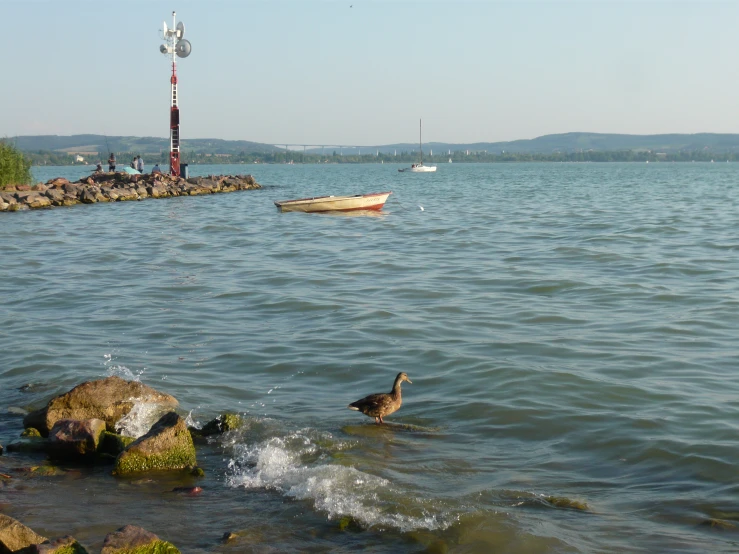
[159,11,192,177]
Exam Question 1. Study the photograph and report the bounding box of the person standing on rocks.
[108,153,116,172]
[137,155,144,174]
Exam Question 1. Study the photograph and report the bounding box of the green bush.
[0,140,33,188]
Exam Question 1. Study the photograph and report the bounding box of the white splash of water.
[106,364,144,382]
[184,409,201,430]
[226,431,452,532]
[115,401,169,438]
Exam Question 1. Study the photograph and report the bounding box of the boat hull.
[274,192,392,213]
[398,165,437,173]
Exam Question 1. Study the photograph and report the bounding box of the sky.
[1,0,738,146]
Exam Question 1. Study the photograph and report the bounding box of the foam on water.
[115,400,171,438]
[226,428,456,532]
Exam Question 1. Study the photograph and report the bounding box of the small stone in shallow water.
[220,532,238,543]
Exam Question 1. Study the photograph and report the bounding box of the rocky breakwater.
[1,376,245,553]
[0,172,260,212]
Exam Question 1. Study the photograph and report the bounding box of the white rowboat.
[274,191,392,213]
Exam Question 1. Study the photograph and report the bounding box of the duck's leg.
[375,416,380,424]
[378,416,384,424]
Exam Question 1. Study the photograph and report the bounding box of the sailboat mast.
[419,119,423,164]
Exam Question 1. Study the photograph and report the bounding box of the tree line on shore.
[24,149,739,167]
[3,140,738,187]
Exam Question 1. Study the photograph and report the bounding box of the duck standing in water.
[347,372,412,424]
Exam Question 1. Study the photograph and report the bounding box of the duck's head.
[397,372,412,384]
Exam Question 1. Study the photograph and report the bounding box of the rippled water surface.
[2,162,739,553]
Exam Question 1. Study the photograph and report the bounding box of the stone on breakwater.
[23,376,178,436]
[0,514,48,553]
[49,418,106,461]
[1,172,260,211]
[100,525,180,554]
[113,412,196,475]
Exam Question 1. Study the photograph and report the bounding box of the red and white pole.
[168,11,180,176]
[160,11,190,176]
[169,57,180,176]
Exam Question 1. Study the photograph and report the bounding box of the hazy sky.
[1,0,737,145]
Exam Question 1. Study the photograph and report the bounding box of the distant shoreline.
[31,157,735,168]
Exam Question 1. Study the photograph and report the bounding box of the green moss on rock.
[21,428,42,437]
[104,539,179,553]
[200,413,243,436]
[113,413,196,476]
[100,432,135,456]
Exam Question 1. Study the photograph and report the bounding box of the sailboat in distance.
[399,119,437,172]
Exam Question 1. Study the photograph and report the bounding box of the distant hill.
[9,132,739,156]
[9,135,282,155]
[347,132,739,155]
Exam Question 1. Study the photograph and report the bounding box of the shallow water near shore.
[2,162,739,552]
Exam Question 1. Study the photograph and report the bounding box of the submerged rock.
[700,518,737,531]
[100,525,180,554]
[0,514,48,553]
[113,412,196,475]
[23,376,178,436]
[6,436,48,455]
[171,486,202,496]
[544,496,589,511]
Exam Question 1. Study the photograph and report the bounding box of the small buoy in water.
[419,206,424,211]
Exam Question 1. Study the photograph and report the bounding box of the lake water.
[1,162,738,553]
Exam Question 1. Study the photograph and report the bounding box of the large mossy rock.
[29,535,89,553]
[100,525,179,554]
[23,376,178,437]
[48,419,106,461]
[0,514,47,554]
[113,412,196,475]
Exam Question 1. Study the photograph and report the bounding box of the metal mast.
[160,12,191,176]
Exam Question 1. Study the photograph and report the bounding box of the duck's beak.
[406,377,412,384]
